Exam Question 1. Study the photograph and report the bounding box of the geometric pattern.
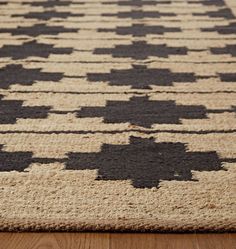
[202,22,236,34]
[98,24,181,37]
[102,10,176,19]
[13,10,84,21]
[22,0,85,8]
[219,73,236,82]
[0,95,51,124]
[66,136,223,188]
[0,64,63,89]
[0,23,79,37]
[210,45,236,57]
[77,96,209,128]
[94,41,188,59]
[0,145,33,172]
[102,0,171,6]
[87,65,196,88]
[193,8,235,19]
[0,40,73,59]
[189,0,225,6]
[0,146,57,172]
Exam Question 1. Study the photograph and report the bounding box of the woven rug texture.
[0,0,236,232]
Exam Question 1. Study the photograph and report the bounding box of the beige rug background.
[0,0,235,231]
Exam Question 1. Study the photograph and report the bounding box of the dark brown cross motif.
[102,0,171,6]
[0,94,51,124]
[102,10,176,19]
[219,73,236,82]
[77,96,208,128]
[0,40,73,59]
[93,41,188,59]
[22,0,84,8]
[66,136,223,188]
[0,145,60,172]
[0,64,64,89]
[87,65,196,89]
[13,10,84,21]
[193,8,235,19]
[98,24,181,37]
[202,22,236,34]
[0,145,33,172]
[188,0,225,6]
[210,44,236,57]
[0,23,79,37]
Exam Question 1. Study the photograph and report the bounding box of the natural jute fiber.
[0,0,236,232]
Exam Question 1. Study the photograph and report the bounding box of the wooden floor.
[0,233,235,249]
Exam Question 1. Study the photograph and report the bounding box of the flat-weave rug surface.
[0,0,235,232]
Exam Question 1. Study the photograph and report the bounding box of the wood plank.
[0,233,235,249]
[110,233,199,249]
[196,234,236,249]
[51,233,110,249]
[0,233,110,249]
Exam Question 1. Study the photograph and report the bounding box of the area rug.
[0,0,235,232]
